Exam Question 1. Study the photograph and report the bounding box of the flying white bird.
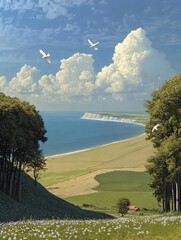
[152,124,160,132]
[39,49,51,63]
[88,39,99,50]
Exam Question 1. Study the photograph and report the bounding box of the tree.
[116,198,130,217]
[0,93,47,201]
[146,148,172,211]
[25,149,46,186]
[145,75,181,212]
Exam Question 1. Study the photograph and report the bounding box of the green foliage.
[116,197,130,216]
[145,75,181,211]
[0,92,47,200]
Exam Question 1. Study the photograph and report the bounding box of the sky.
[0,0,180,113]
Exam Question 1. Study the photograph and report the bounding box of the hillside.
[0,172,113,222]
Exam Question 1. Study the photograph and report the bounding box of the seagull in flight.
[88,39,99,50]
[39,49,51,63]
[152,124,160,132]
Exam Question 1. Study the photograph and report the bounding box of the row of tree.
[0,93,47,201]
[145,75,181,211]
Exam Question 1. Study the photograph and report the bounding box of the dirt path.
[47,167,145,197]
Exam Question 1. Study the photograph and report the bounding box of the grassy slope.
[0,173,113,222]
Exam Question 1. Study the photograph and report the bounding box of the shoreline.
[46,132,146,159]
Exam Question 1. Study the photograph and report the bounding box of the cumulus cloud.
[1,64,40,95]
[96,28,176,98]
[0,76,7,92]
[39,53,95,97]
[0,28,177,111]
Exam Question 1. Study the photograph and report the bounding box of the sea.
[40,111,145,157]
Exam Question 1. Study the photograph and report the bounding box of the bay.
[40,111,145,156]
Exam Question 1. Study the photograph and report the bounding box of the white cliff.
[80,112,141,125]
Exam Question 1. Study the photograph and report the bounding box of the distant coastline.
[80,112,145,126]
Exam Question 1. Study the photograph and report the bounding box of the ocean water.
[40,111,145,156]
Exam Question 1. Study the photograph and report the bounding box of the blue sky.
[0,0,180,112]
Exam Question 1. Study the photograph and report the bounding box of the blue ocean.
[40,111,145,156]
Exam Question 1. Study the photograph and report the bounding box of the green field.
[95,171,151,192]
[64,171,159,215]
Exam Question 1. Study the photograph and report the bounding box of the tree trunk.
[16,161,22,202]
[164,183,170,212]
[9,171,14,197]
[177,172,181,211]
[172,183,176,211]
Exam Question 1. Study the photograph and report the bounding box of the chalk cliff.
[81,112,136,123]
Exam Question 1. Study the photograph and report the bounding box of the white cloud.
[0,76,8,91]
[4,64,40,94]
[0,0,93,19]
[40,53,95,96]
[96,28,176,97]
[0,28,177,111]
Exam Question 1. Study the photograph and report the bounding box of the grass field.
[1,216,181,240]
[95,171,151,192]
[64,171,159,215]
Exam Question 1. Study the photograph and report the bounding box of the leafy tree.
[0,93,47,201]
[145,75,181,211]
[117,198,130,217]
[25,149,46,186]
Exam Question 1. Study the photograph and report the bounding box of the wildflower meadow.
[0,215,181,240]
